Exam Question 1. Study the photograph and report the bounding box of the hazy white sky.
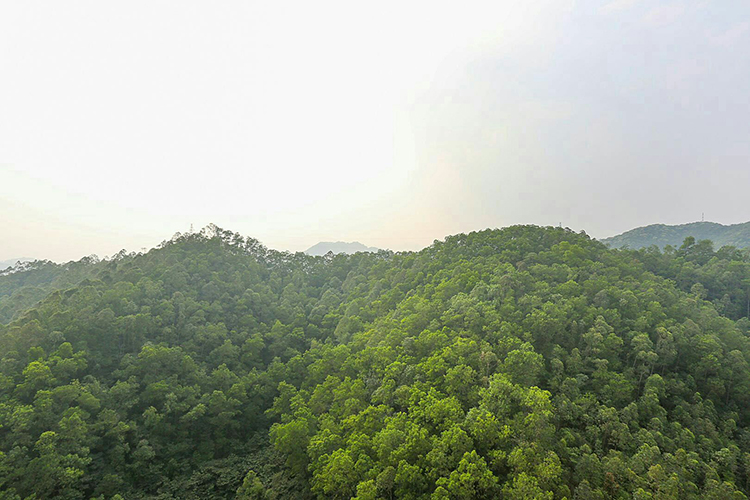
[2,1,750,261]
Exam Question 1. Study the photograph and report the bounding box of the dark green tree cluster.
[1,225,750,498]
[625,237,750,321]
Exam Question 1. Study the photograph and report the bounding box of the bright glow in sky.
[2,1,750,261]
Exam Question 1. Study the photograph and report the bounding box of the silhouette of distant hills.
[305,241,380,256]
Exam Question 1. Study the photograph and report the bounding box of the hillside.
[304,241,380,256]
[2,225,750,498]
[601,221,750,249]
[0,256,105,324]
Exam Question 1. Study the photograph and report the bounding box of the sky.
[2,1,750,262]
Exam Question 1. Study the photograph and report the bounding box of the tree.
[236,470,267,500]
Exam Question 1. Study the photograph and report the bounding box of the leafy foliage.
[2,225,750,498]
[624,237,750,321]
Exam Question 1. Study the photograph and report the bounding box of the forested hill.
[602,220,750,249]
[3,225,750,498]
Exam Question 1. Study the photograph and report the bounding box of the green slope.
[0,256,107,324]
[2,225,750,499]
[601,221,750,249]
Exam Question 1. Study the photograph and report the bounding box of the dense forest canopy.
[602,221,750,250]
[3,225,750,499]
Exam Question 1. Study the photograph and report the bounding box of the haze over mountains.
[8,219,750,268]
[304,241,380,256]
[602,221,750,250]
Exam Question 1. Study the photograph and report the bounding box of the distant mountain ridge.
[601,221,750,249]
[0,258,33,271]
[305,241,380,256]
